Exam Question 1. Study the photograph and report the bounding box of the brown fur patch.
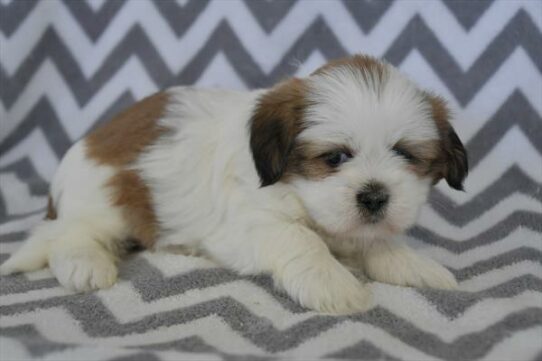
[285,141,347,180]
[392,139,440,178]
[85,91,170,248]
[424,94,468,189]
[106,170,158,248]
[312,54,386,85]
[45,195,57,220]
[86,92,169,166]
[250,78,310,186]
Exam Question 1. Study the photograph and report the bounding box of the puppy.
[0,55,468,314]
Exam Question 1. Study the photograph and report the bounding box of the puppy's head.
[250,55,468,239]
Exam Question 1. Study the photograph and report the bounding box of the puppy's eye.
[392,145,417,163]
[325,151,351,167]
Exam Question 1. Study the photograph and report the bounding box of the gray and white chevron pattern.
[1,0,541,360]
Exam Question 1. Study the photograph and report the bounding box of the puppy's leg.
[46,216,125,291]
[0,221,59,275]
[1,215,125,292]
[207,223,372,314]
[362,238,457,289]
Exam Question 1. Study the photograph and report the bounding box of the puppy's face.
[250,56,468,239]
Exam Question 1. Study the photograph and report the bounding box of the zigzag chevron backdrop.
[1,0,541,360]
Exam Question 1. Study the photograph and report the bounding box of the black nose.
[357,182,390,214]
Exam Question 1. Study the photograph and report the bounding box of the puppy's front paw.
[49,246,118,292]
[281,256,372,315]
[365,246,457,290]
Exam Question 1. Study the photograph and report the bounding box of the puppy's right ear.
[249,79,307,187]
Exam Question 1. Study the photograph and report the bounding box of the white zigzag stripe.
[0,129,59,181]
[0,305,447,360]
[0,173,47,215]
[42,347,222,361]
[285,320,442,360]
[0,337,30,361]
[458,49,542,140]
[194,52,247,90]
[374,285,541,341]
[0,308,267,355]
[0,59,158,145]
[435,128,542,204]
[399,48,542,138]
[480,326,542,361]
[3,45,541,144]
[98,281,313,328]
[0,213,43,234]
[0,286,73,306]
[1,0,540,77]
[460,262,542,291]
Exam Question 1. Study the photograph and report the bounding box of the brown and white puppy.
[0,55,468,314]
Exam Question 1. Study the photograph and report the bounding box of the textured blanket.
[1,1,541,360]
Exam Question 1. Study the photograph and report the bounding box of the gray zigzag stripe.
[418,275,542,318]
[110,353,162,361]
[467,91,542,168]
[327,339,400,360]
[409,210,542,251]
[1,10,540,108]
[1,159,50,195]
[242,0,298,34]
[0,325,72,356]
[61,0,127,42]
[341,0,394,34]
[0,98,72,159]
[0,231,27,243]
[428,166,542,227]
[146,0,211,37]
[0,208,44,224]
[0,324,271,361]
[384,9,542,106]
[442,0,495,31]
[0,91,135,161]
[0,293,540,359]
[449,247,542,282]
[0,0,38,36]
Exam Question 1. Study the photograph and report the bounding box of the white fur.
[1,63,457,313]
[1,142,126,291]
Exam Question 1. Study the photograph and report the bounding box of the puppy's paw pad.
[50,251,117,292]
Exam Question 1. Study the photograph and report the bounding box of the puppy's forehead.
[301,58,438,146]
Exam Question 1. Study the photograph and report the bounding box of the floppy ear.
[442,127,469,190]
[249,79,307,187]
[426,94,469,191]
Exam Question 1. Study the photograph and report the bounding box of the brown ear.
[427,94,469,191]
[249,79,307,187]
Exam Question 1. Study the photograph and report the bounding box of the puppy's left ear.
[249,78,307,187]
[427,94,469,191]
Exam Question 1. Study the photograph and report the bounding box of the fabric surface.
[1,0,541,360]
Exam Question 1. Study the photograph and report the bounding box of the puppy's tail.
[0,219,60,275]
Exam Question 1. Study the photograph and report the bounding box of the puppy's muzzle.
[357,182,389,221]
